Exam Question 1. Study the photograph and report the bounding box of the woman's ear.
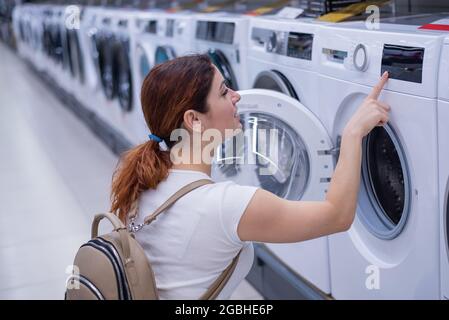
[183,109,203,133]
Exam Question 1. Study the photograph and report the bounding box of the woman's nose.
[232,90,241,103]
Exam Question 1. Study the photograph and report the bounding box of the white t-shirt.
[134,169,258,300]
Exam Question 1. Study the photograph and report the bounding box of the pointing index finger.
[368,71,389,100]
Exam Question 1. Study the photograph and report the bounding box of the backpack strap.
[142,179,213,226]
[200,249,242,300]
[134,178,243,300]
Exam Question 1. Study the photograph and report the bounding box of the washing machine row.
[12,3,449,299]
[213,13,449,299]
[438,34,449,301]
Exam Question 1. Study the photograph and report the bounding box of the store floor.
[0,43,263,300]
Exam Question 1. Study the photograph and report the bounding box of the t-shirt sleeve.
[218,181,258,246]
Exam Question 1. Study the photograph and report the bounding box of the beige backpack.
[65,179,241,300]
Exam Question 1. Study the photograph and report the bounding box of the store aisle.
[0,43,118,299]
[0,43,262,300]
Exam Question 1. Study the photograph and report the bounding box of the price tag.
[275,6,304,19]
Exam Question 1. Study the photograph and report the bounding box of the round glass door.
[359,125,411,239]
[208,49,238,91]
[253,70,298,100]
[213,112,309,199]
[212,89,334,204]
[137,45,151,84]
[155,46,176,66]
[115,39,133,112]
[98,32,116,100]
[65,29,85,84]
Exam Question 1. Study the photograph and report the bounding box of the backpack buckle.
[128,217,144,233]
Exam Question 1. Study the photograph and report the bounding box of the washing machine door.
[154,45,176,65]
[98,31,117,100]
[135,42,153,87]
[358,124,412,239]
[208,49,238,91]
[115,38,133,112]
[253,70,299,100]
[65,28,85,84]
[50,21,63,65]
[212,89,333,201]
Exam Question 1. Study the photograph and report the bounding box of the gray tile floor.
[0,43,263,300]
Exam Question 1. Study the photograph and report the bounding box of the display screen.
[166,19,174,37]
[144,20,157,34]
[196,21,235,44]
[287,32,313,60]
[381,44,424,83]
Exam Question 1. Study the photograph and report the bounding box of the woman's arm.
[237,72,390,243]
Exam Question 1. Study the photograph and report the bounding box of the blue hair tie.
[148,133,169,151]
[148,133,162,143]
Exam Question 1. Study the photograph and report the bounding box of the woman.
[110,54,390,299]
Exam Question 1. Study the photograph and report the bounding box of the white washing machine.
[211,87,335,294]
[12,5,31,60]
[192,12,250,91]
[152,11,196,64]
[45,5,72,93]
[130,9,166,144]
[59,5,89,103]
[108,7,146,145]
[438,36,449,300]
[78,5,106,112]
[239,14,333,294]
[79,7,123,133]
[316,20,444,299]
[13,4,45,71]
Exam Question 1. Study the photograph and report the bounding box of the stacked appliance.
[212,14,335,296]
[192,11,250,91]
[316,17,446,299]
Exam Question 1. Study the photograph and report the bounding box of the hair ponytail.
[109,54,214,223]
[110,141,171,223]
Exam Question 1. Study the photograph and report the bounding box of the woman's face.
[200,66,242,138]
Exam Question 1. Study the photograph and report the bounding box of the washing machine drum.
[114,39,133,112]
[42,23,52,56]
[155,45,176,66]
[253,70,299,100]
[65,29,85,84]
[213,112,310,200]
[18,19,26,42]
[207,49,238,91]
[50,23,63,64]
[97,32,117,100]
[139,49,151,81]
[362,126,410,231]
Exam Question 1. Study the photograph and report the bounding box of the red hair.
[110,54,214,222]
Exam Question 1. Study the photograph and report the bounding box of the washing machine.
[12,5,31,59]
[107,7,147,144]
[79,7,122,132]
[192,12,250,90]
[13,4,43,68]
[130,9,166,144]
[227,14,333,294]
[40,5,73,93]
[152,10,196,65]
[78,5,107,112]
[316,19,444,299]
[438,36,449,300]
[59,5,87,101]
